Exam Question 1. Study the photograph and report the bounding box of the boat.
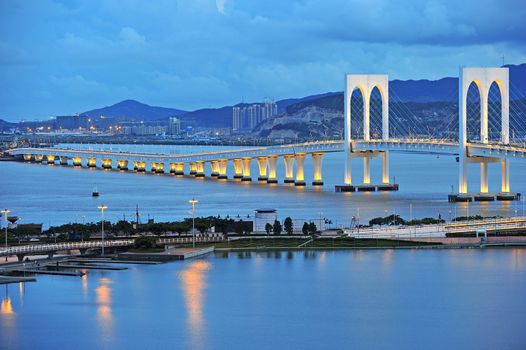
[92,185,99,197]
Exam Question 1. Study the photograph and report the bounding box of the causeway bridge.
[7,66,526,201]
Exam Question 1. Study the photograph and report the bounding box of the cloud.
[0,0,525,120]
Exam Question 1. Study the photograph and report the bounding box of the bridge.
[0,236,225,262]
[7,67,526,201]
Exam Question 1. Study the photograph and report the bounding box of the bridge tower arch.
[458,67,509,194]
[344,74,389,185]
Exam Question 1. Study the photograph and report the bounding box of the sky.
[1,0,525,121]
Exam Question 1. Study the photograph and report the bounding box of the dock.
[0,275,37,284]
[46,263,128,270]
[14,268,85,276]
[118,246,215,262]
[66,258,162,265]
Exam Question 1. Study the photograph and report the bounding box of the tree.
[273,220,282,235]
[302,222,309,235]
[284,217,293,235]
[265,223,273,236]
[308,222,317,235]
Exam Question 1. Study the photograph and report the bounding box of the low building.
[253,208,277,233]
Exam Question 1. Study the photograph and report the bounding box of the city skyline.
[1,0,525,121]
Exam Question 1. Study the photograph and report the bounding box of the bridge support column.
[60,156,68,165]
[87,157,96,168]
[381,151,389,184]
[480,162,489,193]
[136,161,146,172]
[312,153,324,186]
[34,154,44,163]
[257,157,268,181]
[283,155,295,183]
[242,158,252,181]
[155,163,165,174]
[117,160,128,171]
[218,160,228,179]
[16,254,25,262]
[102,159,112,169]
[363,157,371,184]
[72,157,82,167]
[294,153,306,186]
[501,159,510,193]
[196,161,205,177]
[46,155,56,164]
[189,162,197,175]
[233,159,243,179]
[23,154,32,162]
[210,161,219,177]
[175,162,185,176]
[267,155,278,183]
[150,162,157,173]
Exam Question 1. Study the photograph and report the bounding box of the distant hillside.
[82,99,186,121]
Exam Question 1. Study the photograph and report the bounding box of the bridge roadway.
[7,139,526,191]
[0,236,225,260]
[9,139,526,162]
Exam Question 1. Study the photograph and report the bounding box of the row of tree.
[264,217,318,235]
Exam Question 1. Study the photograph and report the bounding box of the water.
[1,249,525,349]
[0,144,525,227]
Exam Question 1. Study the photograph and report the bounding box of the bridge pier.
[73,157,82,167]
[294,153,306,186]
[218,160,228,179]
[46,154,56,164]
[381,151,389,184]
[257,157,268,181]
[155,162,165,174]
[501,159,510,193]
[189,162,197,175]
[196,161,205,177]
[312,153,324,186]
[60,156,68,165]
[283,155,295,183]
[34,154,44,163]
[102,158,112,169]
[210,161,219,177]
[363,157,371,185]
[16,254,25,262]
[117,160,128,171]
[233,159,243,179]
[242,158,252,181]
[23,154,32,162]
[87,157,97,168]
[267,156,278,183]
[137,161,146,172]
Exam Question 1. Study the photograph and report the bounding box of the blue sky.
[1,0,525,121]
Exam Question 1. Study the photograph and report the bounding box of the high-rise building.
[232,107,242,131]
[232,100,278,132]
[168,117,181,135]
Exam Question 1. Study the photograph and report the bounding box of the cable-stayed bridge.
[8,67,526,201]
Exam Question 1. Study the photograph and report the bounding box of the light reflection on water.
[179,260,212,350]
[96,277,113,343]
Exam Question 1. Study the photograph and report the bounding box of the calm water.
[0,143,525,227]
[1,249,525,349]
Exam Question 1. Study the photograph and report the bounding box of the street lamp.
[189,198,198,248]
[3,209,10,262]
[98,205,108,256]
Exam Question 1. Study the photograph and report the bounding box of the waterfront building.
[253,208,278,233]
[168,117,181,135]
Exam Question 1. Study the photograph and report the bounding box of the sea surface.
[1,249,526,350]
[0,143,525,228]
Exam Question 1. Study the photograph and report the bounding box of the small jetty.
[118,246,214,262]
[45,263,128,271]
[0,275,37,285]
[13,268,84,276]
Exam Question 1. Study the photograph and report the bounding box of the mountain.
[82,99,186,121]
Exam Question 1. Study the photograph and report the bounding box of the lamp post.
[189,198,198,248]
[98,205,108,256]
[3,209,10,262]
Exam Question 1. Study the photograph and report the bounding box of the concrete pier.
[195,161,205,177]
[233,158,243,179]
[267,155,278,183]
[283,155,295,183]
[218,159,228,179]
[257,156,268,181]
[294,153,306,186]
[312,153,324,186]
[242,157,252,181]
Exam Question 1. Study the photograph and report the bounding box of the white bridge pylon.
[344,74,389,186]
[458,67,510,194]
